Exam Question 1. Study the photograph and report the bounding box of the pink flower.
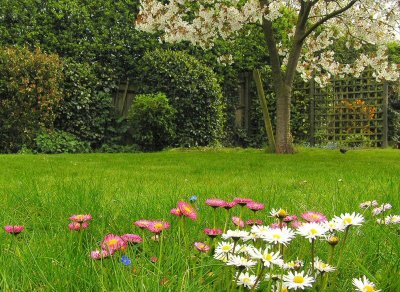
[269,222,287,229]
[101,234,127,253]
[283,215,298,222]
[90,249,110,260]
[69,214,92,223]
[134,219,151,229]
[205,198,226,208]
[204,228,223,238]
[147,221,171,233]
[68,222,89,231]
[246,202,265,211]
[234,198,253,206]
[150,256,158,263]
[301,211,327,223]
[170,208,183,217]
[223,201,237,210]
[4,225,24,235]
[246,219,263,226]
[232,216,245,228]
[178,201,197,220]
[291,221,304,229]
[194,242,210,252]
[121,234,143,244]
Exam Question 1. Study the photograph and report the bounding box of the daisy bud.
[327,235,340,246]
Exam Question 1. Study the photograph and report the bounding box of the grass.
[0,148,399,291]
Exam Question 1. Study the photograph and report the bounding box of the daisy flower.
[223,201,237,210]
[291,221,304,229]
[297,222,328,242]
[314,258,336,273]
[301,211,327,223]
[248,246,283,268]
[69,214,92,223]
[222,229,249,241]
[333,212,364,228]
[246,201,265,211]
[352,276,381,292]
[326,234,340,246]
[101,234,127,253]
[234,197,253,206]
[177,201,197,220]
[4,225,24,235]
[68,222,89,231]
[170,208,182,216]
[90,249,110,260]
[134,219,151,229]
[270,222,288,229]
[204,228,223,238]
[262,226,296,246]
[283,259,304,271]
[194,242,210,253]
[251,225,270,237]
[232,216,245,228]
[283,271,314,290]
[147,221,170,233]
[359,200,378,209]
[226,255,257,269]
[283,215,298,222]
[236,272,258,289]
[205,198,226,208]
[372,207,383,216]
[324,220,345,232]
[242,232,258,242]
[246,219,263,226]
[214,241,234,262]
[270,208,288,219]
[121,234,142,244]
[385,215,400,224]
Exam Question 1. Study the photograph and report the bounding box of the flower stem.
[311,239,315,275]
[213,208,217,229]
[224,209,230,233]
[251,266,265,292]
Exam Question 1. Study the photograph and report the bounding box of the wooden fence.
[112,79,135,118]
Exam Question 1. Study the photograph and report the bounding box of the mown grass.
[0,148,399,291]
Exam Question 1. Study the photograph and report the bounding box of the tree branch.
[300,0,359,42]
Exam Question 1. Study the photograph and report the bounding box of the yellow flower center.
[273,234,281,239]
[293,275,305,284]
[343,217,352,224]
[242,277,250,283]
[281,287,289,292]
[76,215,84,221]
[278,209,287,217]
[184,207,192,213]
[311,214,319,219]
[310,228,318,235]
[106,239,119,247]
[364,285,375,292]
[222,245,231,252]
[264,254,273,261]
[154,223,163,229]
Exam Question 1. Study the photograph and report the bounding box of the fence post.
[382,82,389,148]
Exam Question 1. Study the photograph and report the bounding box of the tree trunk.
[275,84,294,153]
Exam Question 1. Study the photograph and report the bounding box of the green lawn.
[0,148,399,291]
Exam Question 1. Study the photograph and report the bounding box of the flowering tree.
[135,0,399,153]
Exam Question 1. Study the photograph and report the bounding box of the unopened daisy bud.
[327,235,340,246]
[270,208,288,219]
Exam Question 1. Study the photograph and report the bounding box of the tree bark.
[275,84,294,153]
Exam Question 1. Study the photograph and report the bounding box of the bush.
[0,46,63,153]
[128,93,176,151]
[137,49,224,147]
[35,131,90,154]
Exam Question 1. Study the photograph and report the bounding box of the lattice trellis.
[309,70,388,147]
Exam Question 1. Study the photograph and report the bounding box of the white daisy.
[324,220,345,232]
[235,244,252,254]
[236,272,258,289]
[282,259,304,270]
[283,271,314,290]
[251,225,270,237]
[385,215,400,224]
[352,276,381,292]
[222,229,249,241]
[314,258,336,273]
[214,241,234,262]
[333,212,364,228]
[262,226,296,246]
[297,222,328,242]
[242,232,259,242]
[226,255,257,269]
[270,208,288,218]
[248,246,283,267]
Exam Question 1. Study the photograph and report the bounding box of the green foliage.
[137,49,225,147]
[0,46,63,153]
[128,93,176,151]
[35,130,90,154]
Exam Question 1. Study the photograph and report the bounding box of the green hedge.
[0,47,63,153]
[137,49,225,147]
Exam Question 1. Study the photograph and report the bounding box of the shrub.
[137,49,224,147]
[35,131,90,154]
[128,93,176,151]
[0,46,63,153]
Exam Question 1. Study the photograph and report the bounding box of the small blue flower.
[120,255,131,266]
[189,195,198,202]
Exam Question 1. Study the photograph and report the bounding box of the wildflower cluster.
[360,200,400,225]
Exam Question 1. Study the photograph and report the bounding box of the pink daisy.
[147,221,171,233]
[246,202,265,211]
[232,216,245,228]
[205,198,226,208]
[170,208,182,217]
[134,219,151,229]
[121,234,143,244]
[234,198,253,206]
[269,222,288,229]
[291,221,304,229]
[301,211,327,223]
[178,201,197,220]
[150,256,158,263]
[194,242,210,252]
[90,249,110,260]
[223,201,237,210]
[101,234,127,253]
[204,228,223,238]
[4,225,24,235]
[68,222,89,231]
[283,215,298,222]
[246,219,263,226]
[69,214,92,223]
